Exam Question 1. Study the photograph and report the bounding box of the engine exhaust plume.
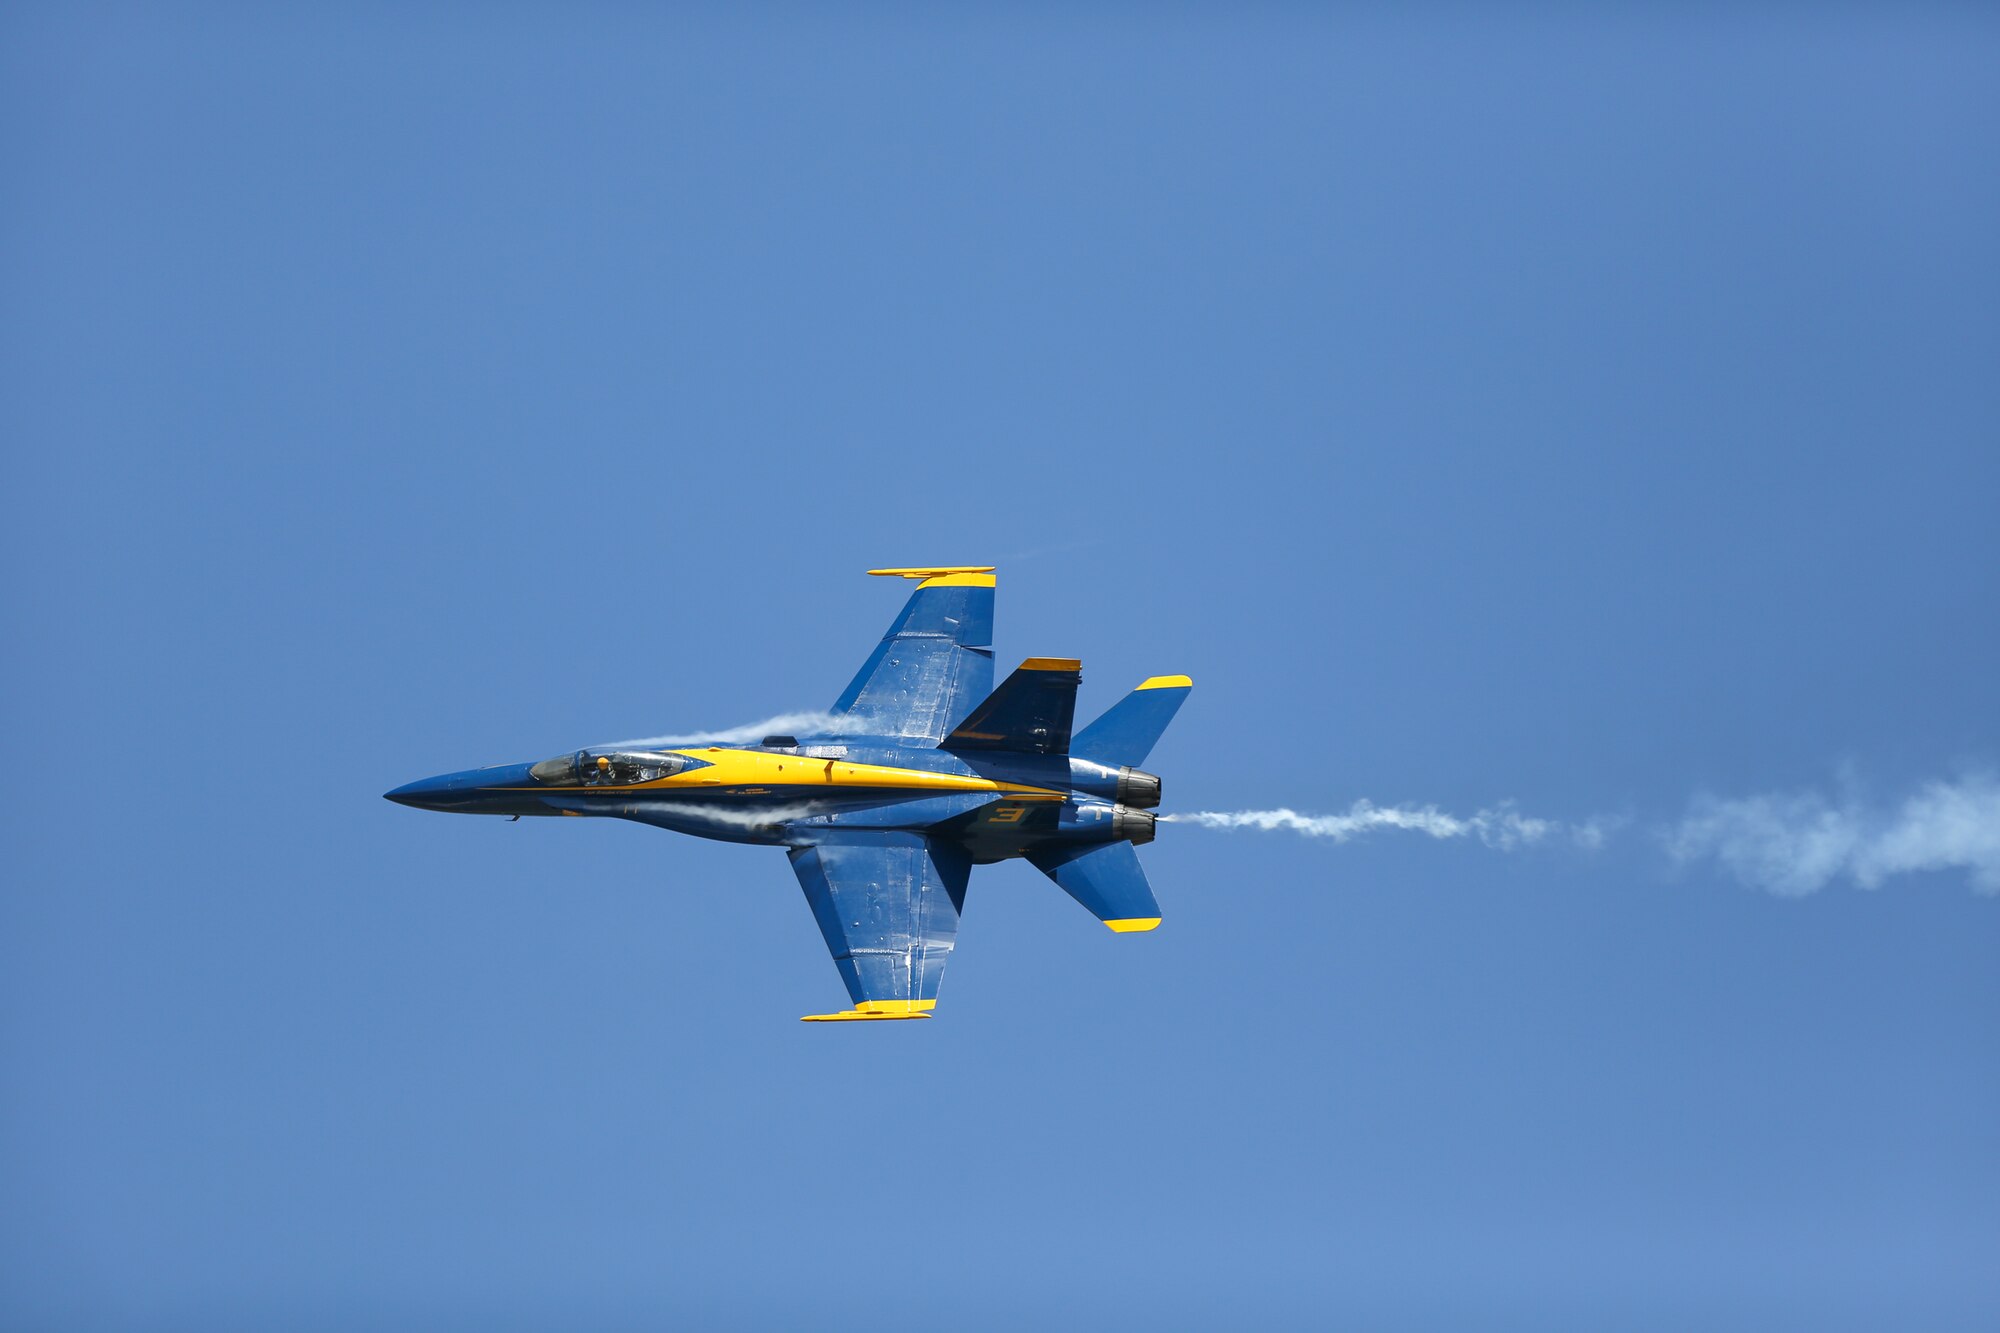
[1162,801,1612,850]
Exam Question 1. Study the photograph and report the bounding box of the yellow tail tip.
[1105,917,1163,933]
[1137,675,1192,690]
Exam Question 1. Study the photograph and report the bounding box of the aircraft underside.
[387,567,1190,1020]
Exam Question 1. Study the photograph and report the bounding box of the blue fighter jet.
[385,567,1190,1021]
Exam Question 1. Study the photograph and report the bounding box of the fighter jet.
[385,567,1189,1021]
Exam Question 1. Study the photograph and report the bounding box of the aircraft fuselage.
[385,738,1158,863]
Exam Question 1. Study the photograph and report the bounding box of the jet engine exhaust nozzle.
[1117,766,1162,809]
[1113,805,1157,846]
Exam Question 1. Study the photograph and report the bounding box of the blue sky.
[4,5,1997,1329]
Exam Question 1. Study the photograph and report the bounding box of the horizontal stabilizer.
[1070,676,1191,768]
[1029,839,1162,932]
[940,658,1081,755]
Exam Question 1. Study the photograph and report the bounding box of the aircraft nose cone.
[384,762,541,813]
[384,776,450,809]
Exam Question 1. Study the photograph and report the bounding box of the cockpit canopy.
[528,750,710,787]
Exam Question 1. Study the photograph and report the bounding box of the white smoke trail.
[600,711,847,750]
[643,802,825,831]
[1163,801,1608,850]
[1164,774,2000,896]
[1665,771,2000,896]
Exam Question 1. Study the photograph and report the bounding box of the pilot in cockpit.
[530,748,702,787]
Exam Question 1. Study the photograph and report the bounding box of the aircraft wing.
[789,831,970,1020]
[829,568,996,742]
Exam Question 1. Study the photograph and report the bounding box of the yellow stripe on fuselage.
[494,749,1063,800]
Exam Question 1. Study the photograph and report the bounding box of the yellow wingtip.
[800,999,936,1021]
[1136,675,1192,691]
[867,566,997,588]
[1105,917,1163,933]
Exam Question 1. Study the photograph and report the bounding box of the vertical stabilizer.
[1070,676,1191,768]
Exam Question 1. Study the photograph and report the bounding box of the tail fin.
[1028,840,1162,932]
[940,658,1081,754]
[1070,675,1192,767]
